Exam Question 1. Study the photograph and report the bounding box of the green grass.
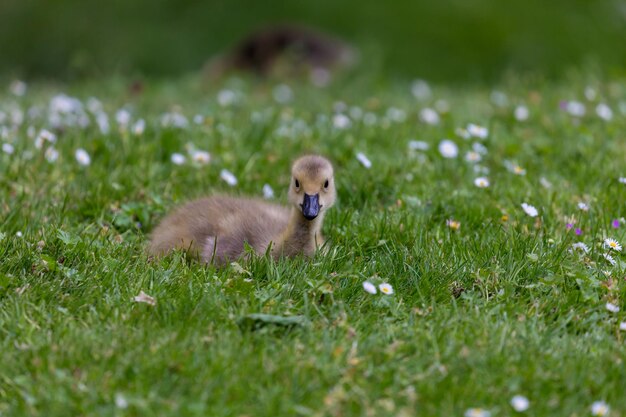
[1,71,626,416]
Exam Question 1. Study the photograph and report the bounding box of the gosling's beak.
[300,193,321,220]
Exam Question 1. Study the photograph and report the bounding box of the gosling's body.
[148,155,335,265]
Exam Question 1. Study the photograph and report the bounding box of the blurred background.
[1,0,625,83]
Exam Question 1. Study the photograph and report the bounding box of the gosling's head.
[288,155,336,220]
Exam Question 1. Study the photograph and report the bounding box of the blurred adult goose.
[148,155,336,265]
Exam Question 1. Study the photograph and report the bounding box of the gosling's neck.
[276,207,325,257]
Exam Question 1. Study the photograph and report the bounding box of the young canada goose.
[148,155,336,265]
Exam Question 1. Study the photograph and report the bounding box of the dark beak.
[300,193,321,220]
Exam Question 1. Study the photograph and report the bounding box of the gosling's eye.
[294,179,300,189]
[324,179,329,188]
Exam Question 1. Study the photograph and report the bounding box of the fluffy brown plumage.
[148,155,336,265]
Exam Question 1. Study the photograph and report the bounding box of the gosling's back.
[148,196,290,262]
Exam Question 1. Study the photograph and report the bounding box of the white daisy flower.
[565,101,586,117]
[619,322,626,331]
[464,408,491,417]
[114,393,129,409]
[420,108,440,125]
[504,160,526,175]
[571,242,590,253]
[606,302,620,313]
[356,152,372,169]
[132,119,145,135]
[171,153,186,165]
[2,143,14,154]
[514,105,529,121]
[408,140,429,151]
[35,129,57,149]
[45,147,59,163]
[438,139,458,158]
[272,84,293,103]
[332,114,351,129]
[465,151,481,163]
[446,219,461,230]
[604,238,622,251]
[467,123,488,139]
[191,150,211,165]
[455,127,471,140]
[362,281,377,295]
[510,395,530,412]
[577,202,590,211]
[217,89,237,107]
[596,103,613,121]
[474,177,490,188]
[10,80,27,96]
[602,253,617,266]
[193,114,205,125]
[379,283,394,295]
[591,401,610,416]
[411,79,431,100]
[619,177,626,184]
[521,203,538,217]
[96,112,110,134]
[472,142,488,155]
[16,231,23,237]
[115,109,131,127]
[220,169,238,186]
[75,148,91,166]
[262,184,274,199]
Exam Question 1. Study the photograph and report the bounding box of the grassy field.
[1,71,626,416]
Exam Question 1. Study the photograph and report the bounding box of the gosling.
[148,155,336,265]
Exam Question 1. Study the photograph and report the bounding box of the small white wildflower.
[420,108,440,125]
[467,123,488,139]
[602,253,617,266]
[379,283,394,295]
[571,242,590,253]
[514,105,529,121]
[193,114,205,125]
[411,79,431,100]
[465,151,481,163]
[606,302,620,313]
[115,109,131,127]
[577,202,590,212]
[217,89,237,107]
[171,153,186,165]
[114,393,129,409]
[604,238,622,252]
[220,169,238,186]
[565,101,585,117]
[510,395,530,412]
[262,184,274,199]
[75,148,91,166]
[521,203,538,217]
[620,177,626,184]
[132,290,156,306]
[35,129,57,149]
[539,177,553,189]
[464,408,491,417]
[191,150,211,165]
[132,119,145,135]
[455,127,471,140]
[96,112,110,134]
[362,281,377,294]
[590,401,609,416]
[332,114,351,129]
[272,84,293,103]
[584,86,597,101]
[10,80,27,96]
[408,140,429,151]
[45,147,59,163]
[438,139,458,158]
[2,143,14,154]
[472,142,488,155]
[356,152,372,169]
[474,177,490,188]
[596,103,613,121]
[490,90,508,107]
[446,219,461,230]
[619,322,626,331]
[16,231,23,238]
